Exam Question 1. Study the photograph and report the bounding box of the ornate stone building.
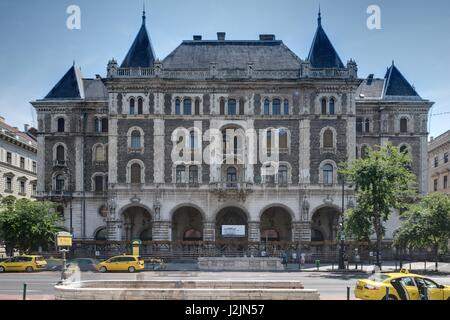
[31,11,432,245]
[429,130,450,195]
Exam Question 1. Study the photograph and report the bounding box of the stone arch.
[320,126,337,151]
[318,159,338,185]
[214,206,249,241]
[310,205,341,241]
[169,203,206,221]
[260,206,293,241]
[94,226,108,241]
[53,142,68,163]
[120,204,154,241]
[258,203,295,221]
[171,206,204,241]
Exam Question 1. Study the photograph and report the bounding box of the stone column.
[292,222,303,242]
[298,222,311,241]
[299,119,310,184]
[203,221,215,241]
[75,136,83,191]
[108,118,118,184]
[153,119,165,183]
[152,221,171,241]
[247,221,260,242]
[36,135,45,192]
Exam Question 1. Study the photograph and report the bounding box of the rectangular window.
[444,152,449,164]
[444,176,448,190]
[6,152,11,164]
[101,118,108,133]
[434,157,439,168]
[356,118,363,133]
[434,179,438,192]
[6,177,12,191]
[20,181,25,194]
[32,184,36,196]
[20,157,25,169]
[32,161,37,173]
[176,166,185,184]
[94,176,104,192]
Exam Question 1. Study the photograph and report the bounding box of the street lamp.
[338,174,346,270]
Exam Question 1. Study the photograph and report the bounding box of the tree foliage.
[394,193,450,255]
[339,143,417,265]
[0,197,61,253]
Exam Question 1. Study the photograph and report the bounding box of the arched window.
[95,145,105,162]
[400,145,409,154]
[400,118,408,133]
[101,118,108,133]
[365,119,370,133]
[183,98,192,115]
[228,99,236,115]
[57,118,65,132]
[279,129,288,152]
[323,164,333,185]
[194,98,200,115]
[189,165,198,184]
[264,99,270,115]
[56,145,65,162]
[220,98,225,115]
[131,130,141,148]
[272,99,281,115]
[176,165,185,183]
[239,98,245,115]
[175,99,181,115]
[137,98,143,115]
[321,98,327,115]
[129,98,135,115]
[323,129,334,149]
[130,163,142,184]
[329,98,335,115]
[55,174,65,191]
[278,165,288,185]
[283,99,289,115]
[95,228,108,241]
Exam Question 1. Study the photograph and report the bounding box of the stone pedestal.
[203,221,215,241]
[298,222,311,241]
[106,218,122,241]
[247,221,260,242]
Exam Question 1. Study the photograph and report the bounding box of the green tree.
[394,193,450,271]
[340,143,417,267]
[0,197,61,254]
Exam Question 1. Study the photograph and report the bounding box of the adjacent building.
[429,130,450,195]
[0,117,37,199]
[31,10,432,246]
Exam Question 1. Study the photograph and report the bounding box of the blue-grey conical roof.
[383,63,420,97]
[120,12,156,68]
[45,65,84,99]
[307,12,344,69]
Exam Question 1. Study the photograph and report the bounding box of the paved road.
[1,271,449,300]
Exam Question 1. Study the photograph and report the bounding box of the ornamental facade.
[31,10,432,245]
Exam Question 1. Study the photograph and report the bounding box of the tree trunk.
[434,245,439,272]
[374,217,382,269]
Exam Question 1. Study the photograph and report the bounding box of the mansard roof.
[45,65,84,99]
[120,12,156,68]
[162,39,302,71]
[383,63,421,99]
[307,12,344,69]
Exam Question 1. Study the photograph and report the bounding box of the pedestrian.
[281,251,288,268]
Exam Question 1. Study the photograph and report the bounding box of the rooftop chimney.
[24,124,30,132]
[95,74,101,79]
[193,35,202,41]
[217,32,226,41]
[259,34,275,41]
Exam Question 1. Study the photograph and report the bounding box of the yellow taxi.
[355,268,450,300]
[96,255,145,273]
[0,255,47,272]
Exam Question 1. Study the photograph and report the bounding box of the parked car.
[355,268,450,300]
[0,255,47,272]
[96,255,145,273]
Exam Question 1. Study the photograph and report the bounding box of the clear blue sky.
[0,0,449,137]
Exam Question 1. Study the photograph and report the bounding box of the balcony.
[53,160,67,168]
[209,182,254,202]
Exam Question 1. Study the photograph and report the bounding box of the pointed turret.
[307,10,344,69]
[383,62,420,98]
[45,64,84,99]
[120,9,156,68]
